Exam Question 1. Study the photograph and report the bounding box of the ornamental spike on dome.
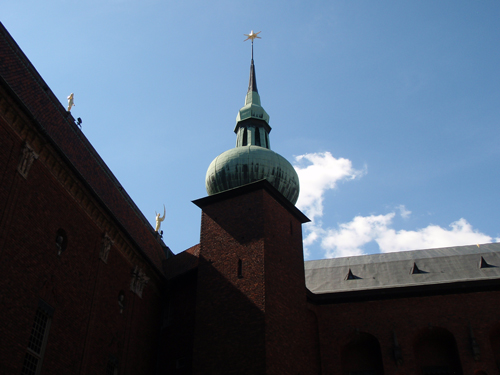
[245,31,260,91]
[235,31,270,137]
[248,58,258,94]
[205,31,300,205]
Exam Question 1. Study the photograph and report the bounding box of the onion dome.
[205,52,300,205]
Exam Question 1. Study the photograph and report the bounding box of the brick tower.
[191,32,317,374]
[192,181,313,374]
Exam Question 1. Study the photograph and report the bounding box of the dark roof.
[0,22,171,273]
[305,242,500,295]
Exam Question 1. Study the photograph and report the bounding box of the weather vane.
[244,30,261,60]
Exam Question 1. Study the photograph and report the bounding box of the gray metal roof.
[304,243,500,294]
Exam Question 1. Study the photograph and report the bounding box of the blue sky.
[3,1,500,260]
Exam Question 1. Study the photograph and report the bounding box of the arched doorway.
[341,332,385,375]
[414,327,463,375]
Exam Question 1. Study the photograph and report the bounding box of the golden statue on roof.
[155,205,166,232]
[67,93,75,112]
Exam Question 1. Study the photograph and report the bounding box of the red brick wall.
[313,290,500,375]
[191,186,317,375]
[262,192,319,375]
[0,114,162,375]
[0,23,168,271]
[192,189,267,375]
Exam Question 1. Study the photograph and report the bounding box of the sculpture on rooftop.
[67,93,75,112]
[155,205,166,232]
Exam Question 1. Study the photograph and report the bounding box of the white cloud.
[293,151,495,260]
[377,218,493,253]
[294,152,364,222]
[397,204,411,219]
[321,213,395,258]
[321,215,493,258]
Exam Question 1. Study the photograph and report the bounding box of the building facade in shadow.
[1,22,500,375]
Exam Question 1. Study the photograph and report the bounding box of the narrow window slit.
[238,259,243,278]
[242,129,248,146]
[255,128,261,146]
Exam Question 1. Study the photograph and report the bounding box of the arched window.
[255,128,261,146]
[242,128,248,146]
[341,332,385,375]
[414,327,463,375]
[21,300,53,375]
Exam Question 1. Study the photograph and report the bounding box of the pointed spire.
[235,31,271,147]
[237,30,267,123]
[248,59,258,93]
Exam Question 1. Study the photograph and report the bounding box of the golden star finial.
[243,30,261,42]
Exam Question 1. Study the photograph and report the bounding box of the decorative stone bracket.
[99,233,114,263]
[17,142,38,179]
[130,265,149,298]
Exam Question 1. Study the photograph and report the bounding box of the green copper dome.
[205,56,300,205]
[206,146,299,204]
